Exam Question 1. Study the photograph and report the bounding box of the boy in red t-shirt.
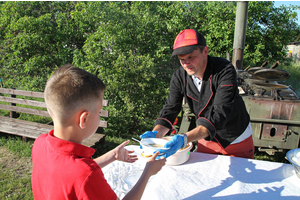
[31,64,166,200]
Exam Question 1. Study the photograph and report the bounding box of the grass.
[0,135,33,158]
[0,61,299,199]
[0,135,34,200]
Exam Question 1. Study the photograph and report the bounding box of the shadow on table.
[182,156,297,200]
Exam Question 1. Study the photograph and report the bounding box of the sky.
[273,1,300,25]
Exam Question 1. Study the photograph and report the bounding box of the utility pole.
[232,1,249,70]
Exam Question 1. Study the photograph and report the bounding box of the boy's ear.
[79,111,89,129]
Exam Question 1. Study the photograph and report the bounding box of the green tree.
[1,1,299,136]
[73,2,180,135]
[0,1,87,91]
[245,1,300,66]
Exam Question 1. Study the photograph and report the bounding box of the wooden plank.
[0,106,108,124]
[0,116,53,132]
[0,89,108,117]
[0,96,47,108]
[0,105,107,127]
[100,110,109,117]
[99,120,108,128]
[0,104,50,118]
[0,88,108,106]
[0,116,105,147]
[0,116,107,130]
[0,126,43,139]
[82,133,105,147]
[102,99,109,107]
[0,121,52,139]
[0,123,104,147]
[0,122,52,135]
[0,88,44,98]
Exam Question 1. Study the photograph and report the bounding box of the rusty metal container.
[239,66,300,155]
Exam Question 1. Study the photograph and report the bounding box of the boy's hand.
[144,151,166,176]
[114,140,138,163]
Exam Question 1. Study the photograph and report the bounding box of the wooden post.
[232,1,248,70]
[10,93,18,118]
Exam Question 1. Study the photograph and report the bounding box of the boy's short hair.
[44,64,106,122]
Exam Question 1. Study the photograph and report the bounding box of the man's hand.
[114,140,138,163]
[155,135,184,159]
[139,131,157,139]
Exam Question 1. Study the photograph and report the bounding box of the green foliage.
[0,1,84,91]
[277,62,300,96]
[73,2,183,135]
[246,1,300,66]
[1,1,300,136]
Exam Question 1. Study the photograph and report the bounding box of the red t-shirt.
[31,130,117,200]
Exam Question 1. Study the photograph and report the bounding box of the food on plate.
[141,152,152,158]
[148,143,164,148]
[179,143,190,151]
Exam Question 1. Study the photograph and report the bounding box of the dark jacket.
[155,56,250,149]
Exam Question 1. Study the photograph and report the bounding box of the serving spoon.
[131,137,152,148]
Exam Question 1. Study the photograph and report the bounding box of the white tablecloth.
[102,145,300,200]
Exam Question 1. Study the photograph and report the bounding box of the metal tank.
[237,64,300,155]
[231,1,300,155]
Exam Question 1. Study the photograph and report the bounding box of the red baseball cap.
[171,29,206,58]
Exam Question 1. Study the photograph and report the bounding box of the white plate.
[141,138,169,156]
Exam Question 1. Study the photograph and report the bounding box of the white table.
[102,145,300,200]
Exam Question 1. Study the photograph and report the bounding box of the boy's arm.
[94,140,137,168]
[122,152,166,200]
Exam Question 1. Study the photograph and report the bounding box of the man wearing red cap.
[140,29,254,159]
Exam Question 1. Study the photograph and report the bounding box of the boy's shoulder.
[32,133,48,149]
[32,131,97,168]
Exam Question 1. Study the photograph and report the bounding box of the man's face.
[178,46,209,78]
